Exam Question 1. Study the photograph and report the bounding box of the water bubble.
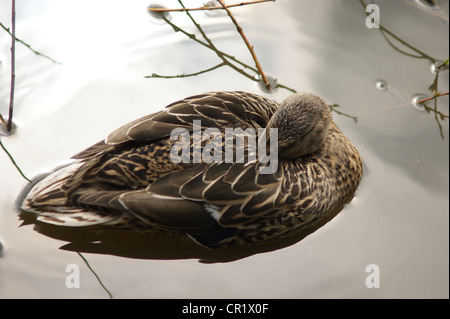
[204,1,222,17]
[415,0,440,9]
[0,118,17,136]
[148,3,172,24]
[430,60,447,76]
[375,80,388,91]
[411,93,428,111]
[256,73,278,93]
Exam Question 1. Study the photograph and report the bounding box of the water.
[0,0,448,298]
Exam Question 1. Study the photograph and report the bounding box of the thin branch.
[217,0,271,90]
[7,0,16,133]
[360,0,447,138]
[275,83,297,93]
[329,104,358,123]
[437,59,449,71]
[384,91,449,120]
[0,22,62,64]
[418,91,449,121]
[155,0,273,90]
[0,139,31,182]
[161,13,299,91]
[148,0,274,12]
[146,1,354,120]
[171,1,258,80]
[417,91,449,104]
[145,62,226,78]
[152,12,296,94]
[148,1,341,114]
[77,252,113,299]
[379,27,436,62]
[359,0,436,63]
[433,97,444,139]
[417,91,449,139]
[378,30,425,60]
[149,15,258,82]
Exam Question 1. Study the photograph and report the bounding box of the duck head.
[266,93,332,159]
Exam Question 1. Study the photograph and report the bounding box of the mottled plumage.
[20,91,363,248]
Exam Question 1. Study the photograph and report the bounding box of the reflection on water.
[18,207,341,264]
[0,0,448,298]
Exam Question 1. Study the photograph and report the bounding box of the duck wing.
[73,91,277,159]
[115,160,282,227]
[21,91,282,247]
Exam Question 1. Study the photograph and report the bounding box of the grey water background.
[0,0,448,298]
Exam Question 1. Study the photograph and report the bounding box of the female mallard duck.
[20,91,362,248]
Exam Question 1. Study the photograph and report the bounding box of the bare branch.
[7,0,16,133]
[217,0,271,90]
[359,0,436,63]
[0,22,61,64]
[329,104,358,123]
[148,0,275,13]
[0,139,31,182]
[146,62,226,78]
[417,91,449,105]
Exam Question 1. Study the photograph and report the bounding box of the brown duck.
[20,91,363,248]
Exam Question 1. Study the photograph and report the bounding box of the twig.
[77,252,113,299]
[433,98,444,139]
[217,0,271,90]
[0,22,62,64]
[148,0,274,12]
[418,92,449,139]
[160,13,294,90]
[360,0,447,138]
[7,0,16,133]
[275,83,297,93]
[329,104,358,123]
[149,0,273,90]
[359,0,436,63]
[0,139,31,182]
[418,92,449,122]
[379,27,436,62]
[146,62,226,79]
[165,1,258,80]
[147,1,353,119]
[437,59,449,70]
[162,16,243,67]
[417,91,449,104]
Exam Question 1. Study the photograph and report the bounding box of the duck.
[20,91,363,248]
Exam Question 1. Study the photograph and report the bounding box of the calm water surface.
[0,0,448,298]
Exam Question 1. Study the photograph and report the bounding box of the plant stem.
[217,0,271,90]
[359,0,436,62]
[0,139,31,182]
[148,0,274,12]
[0,22,61,64]
[417,91,449,104]
[7,0,16,133]
[77,252,113,299]
[146,62,226,78]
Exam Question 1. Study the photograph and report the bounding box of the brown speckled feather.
[20,91,363,248]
